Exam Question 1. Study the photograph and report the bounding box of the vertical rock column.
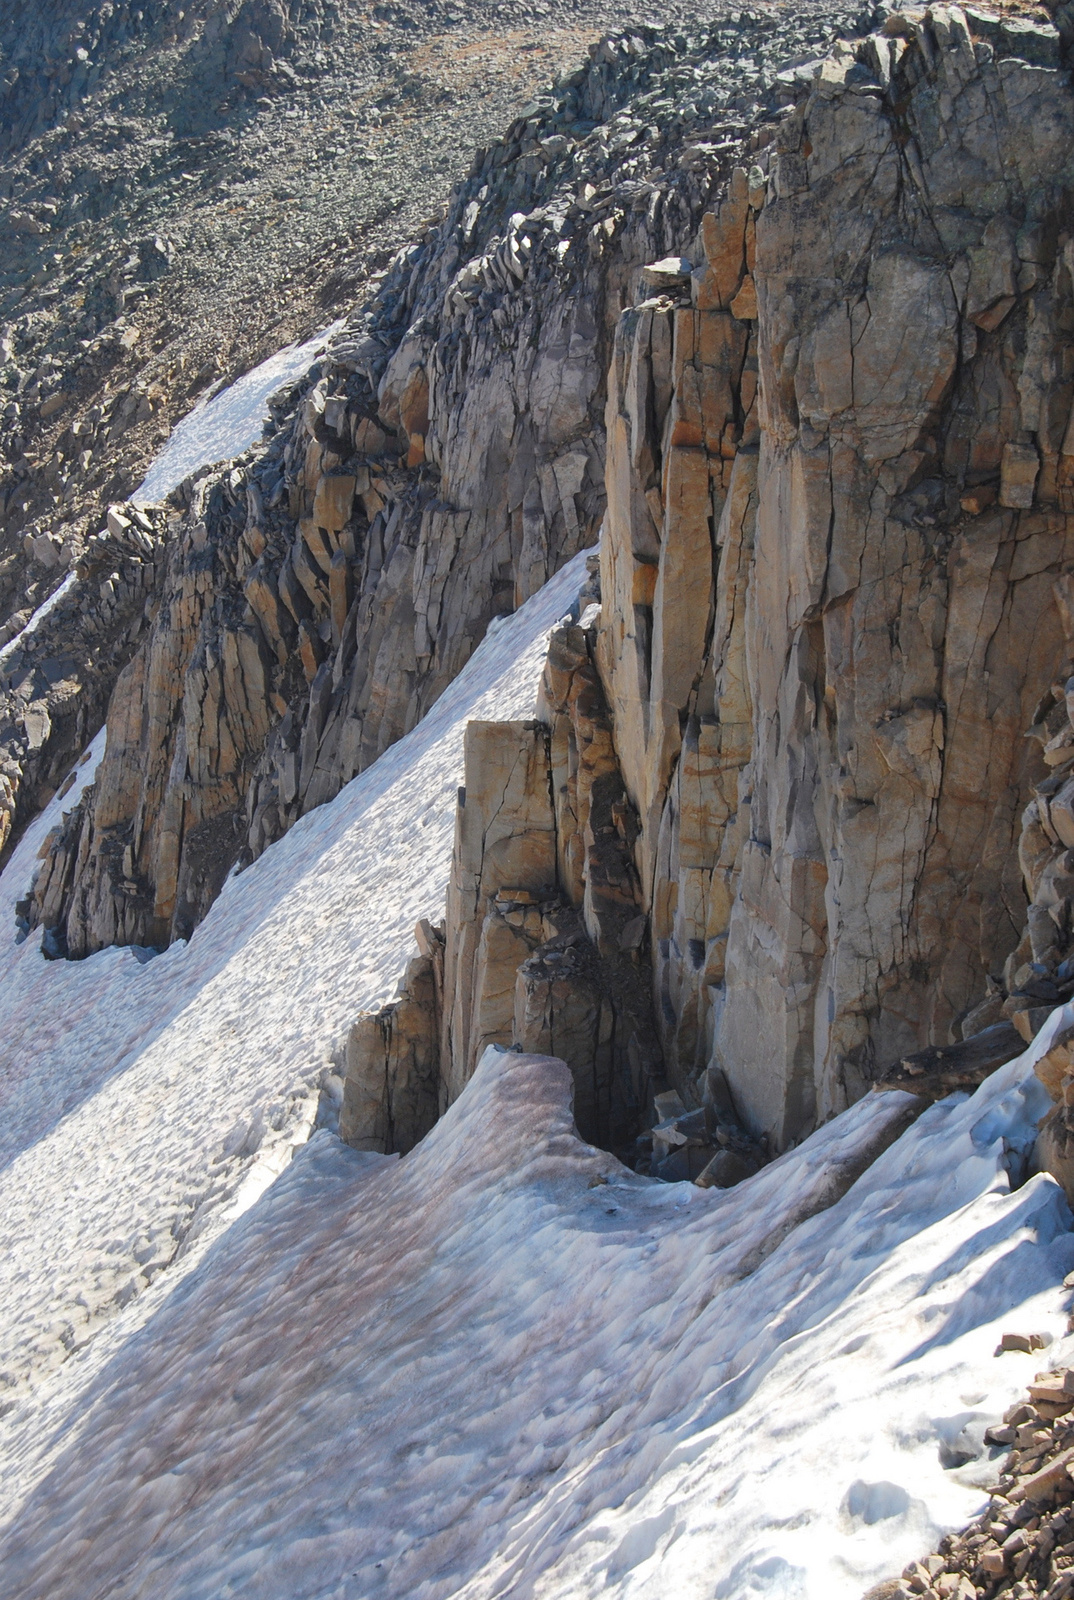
[440,720,559,1106]
[717,15,1074,1146]
[339,936,443,1155]
[534,610,664,1142]
[341,605,665,1155]
[597,169,760,1116]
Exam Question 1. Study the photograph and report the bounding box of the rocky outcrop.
[873,1021,1024,1101]
[0,501,169,868]
[27,477,273,952]
[594,4,1074,1151]
[343,592,664,1156]
[27,12,859,959]
[440,721,560,1090]
[339,938,443,1155]
[6,2,814,914]
[23,6,1074,1178]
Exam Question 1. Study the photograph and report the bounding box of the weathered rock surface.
[441,718,561,1099]
[339,942,442,1155]
[28,476,273,951]
[874,1022,1025,1102]
[23,27,744,954]
[1,501,169,873]
[1,0,734,777]
[595,3,1074,1150]
[342,594,664,1155]
[26,12,868,962]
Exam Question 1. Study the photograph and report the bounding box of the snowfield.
[0,502,1072,1593]
[0,554,586,1519]
[0,1024,1071,1598]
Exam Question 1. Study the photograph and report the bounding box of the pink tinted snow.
[0,1038,1071,1600]
[1,544,1073,1598]
[0,555,588,1466]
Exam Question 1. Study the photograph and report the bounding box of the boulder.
[874,1023,1025,1101]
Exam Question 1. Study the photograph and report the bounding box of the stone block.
[1034,1024,1074,1100]
[340,954,440,1155]
[1000,442,1040,509]
[311,474,356,536]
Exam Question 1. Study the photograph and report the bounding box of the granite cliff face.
[0,0,728,880]
[341,1,1074,1166]
[363,2,1074,1166]
[19,3,1074,1168]
[613,2,1074,1149]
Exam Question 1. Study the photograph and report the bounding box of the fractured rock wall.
[29,484,273,951]
[343,593,664,1155]
[29,23,781,958]
[598,5,1074,1149]
[339,944,443,1156]
[0,502,169,872]
[23,5,1074,1171]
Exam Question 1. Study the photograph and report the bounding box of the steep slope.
[414,0,1074,1157]
[24,6,1074,1174]
[0,372,1067,1600]
[0,492,1070,1597]
[0,547,586,1412]
[0,0,731,801]
[34,0,1072,1166]
[8,7,865,942]
[0,778,1073,1597]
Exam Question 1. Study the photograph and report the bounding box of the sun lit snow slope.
[0,1029,1072,1600]
[133,322,342,506]
[0,458,1073,1597]
[0,552,589,1443]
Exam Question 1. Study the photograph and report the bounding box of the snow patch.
[133,322,342,506]
[0,571,77,673]
[0,552,587,1498]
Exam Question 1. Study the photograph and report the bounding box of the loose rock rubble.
[634,1073,766,1183]
[867,1351,1074,1600]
